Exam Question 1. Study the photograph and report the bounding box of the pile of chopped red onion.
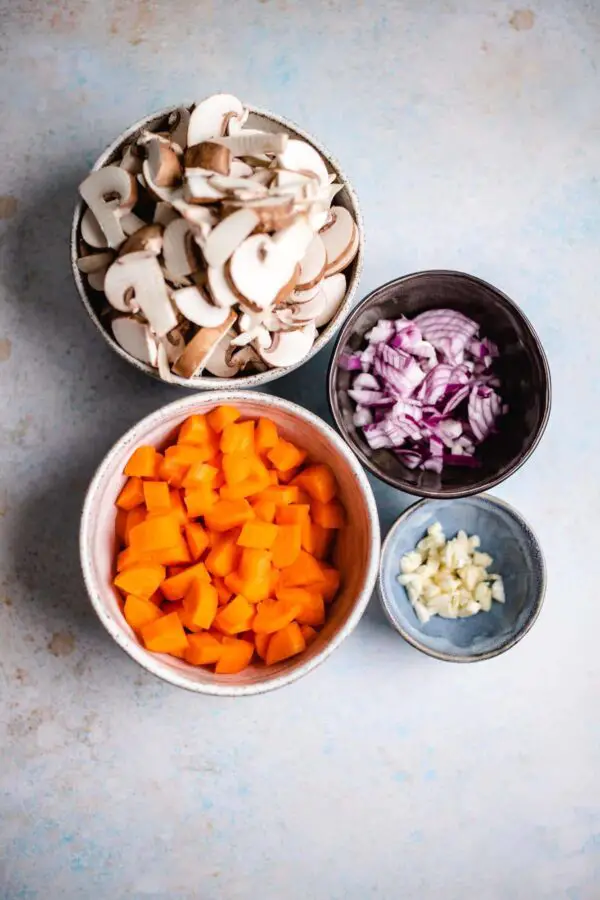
[340,309,507,474]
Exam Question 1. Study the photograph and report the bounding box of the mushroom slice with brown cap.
[295,234,326,291]
[223,195,295,233]
[162,218,200,279]
[184,172,225,204]
[119,211,147,237]
[79,166,137,249]
[229,234,298,310]
[201,208,259,269]
[187,94,245,145]
[112,316,159,366]
[104,251,177,337]
[81,208,109,249]
[154,201,180,228]
[277,140,329,187]
[172,285,232,328]
[207,263,239,309]
[120,143,144,176]
[215,132,288,158]
[204,331,256,377]
[288,290,326,324]
[87,267,110,292]
[271,217,315,265]
[172,310,237,378]
[167,107,191,151]
[77,250,114,274]
[258,322,316,368]
[314,272,347,327]
[319,206,359,276]
[146,138,182,188]
[229,159,254,178]
[184,141,231,175]
[119,224,163,257]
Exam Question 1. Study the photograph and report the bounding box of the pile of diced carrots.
[113,406,344,674]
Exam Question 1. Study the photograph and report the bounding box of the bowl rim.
[70,102,364,391]
[80,390,381,696]
[327,268,552,499]
[377,492,546,662]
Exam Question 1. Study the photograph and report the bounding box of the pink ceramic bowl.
[80,392,380,696]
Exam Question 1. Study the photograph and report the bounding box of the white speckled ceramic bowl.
[71,103,364,389]
[80,392,380,696]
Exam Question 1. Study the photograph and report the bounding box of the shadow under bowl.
[328,270,551,499]
[378,494,546,662]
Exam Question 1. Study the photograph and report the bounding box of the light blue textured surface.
[1,2,599,898]
[379,495,545,660]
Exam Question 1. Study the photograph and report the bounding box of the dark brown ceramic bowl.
[328,270,551,499]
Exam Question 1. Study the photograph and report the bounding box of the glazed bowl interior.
[80,392,380,696]
[328,270,551,499]
[378,495,546,662]
[71,104,364,390]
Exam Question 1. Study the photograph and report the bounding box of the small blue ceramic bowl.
[378,494,546,662]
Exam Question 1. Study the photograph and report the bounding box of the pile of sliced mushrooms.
[76,93,360,380]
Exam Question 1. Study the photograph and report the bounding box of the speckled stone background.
[0,2,598,898]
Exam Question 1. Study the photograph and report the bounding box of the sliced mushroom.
[229,159,254,178]
[246,166,276,187]
[167,107,191,150]
[77,250,115,274]
[146,138,182,187]
[184,172,226,204]
[161,325,187,363]
[79,167,138,249]
[273,263,301,307]
[172,285,232,328]
[120,143,144,176]
[257,322,316,368]
[184,141,231,175]
[229,234,298,310]
[87,267,110,292]
[230,324,271,348]
[225,109,250,135]
[271,217,315,265]
[154,201,180,227]
[156,341,174,382]
[277,139,329,187]
[162,218,201,279]
[80,208,109,249]
[289,289,326,324]
[119,224,163,256]
[172,199,217,230]
[207,174,268,199]
[119,211,147,236]
[215,132,288,158]
[112,316,159,366]
[319,206,359,275]
[207,262,239,308]
[296,234,326,291]
[222,195,295,233]
[201,208,259,268]
[172,310,237,377]
[187,94,245,145]
[314,272,347,327]
[104,251,177,337]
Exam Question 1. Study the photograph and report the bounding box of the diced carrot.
[267,439,307,472]
[204,499,254,532]
[205,533,240,577]
[252,597,302,634]
[311,499,346,529]
[184,632,223,666]
[279,550,326,587]
[266,622,306,665]
[129,513,181,553]
[124,446,157,478]
[183,487,218,518]
[124,506,146,544]
[277,587,325,627]
[220,420,255,455]
[254,632,271,660]
[207,405,240,433]
[215,636,254,673]
[276,504,310,525]
[115,508,128,544]
[271,524,302,569]
[160,600,183,616]
[224,571,246,598]
[296,464,337,503]
[148,590,163,605]
[277,467,301,484]
[161,562,210,601]
[268,470,279,485]
[222,453,254,486]
[301,520,333,559]
[177,414,213,446]
[177,606,202,633]
[237,521,279,550]
[184,521,210,560]
[168,566,187,578]
[269,567,280,596]
[320,565,341,602]
[143,480,171,514]
[213,595,255,635]
[166,443,216,468]
[116,546,144,571]
[116,476,144,510]
[123,594,163,632]
[152,452,164,479]
[255,417,279,454]
[219,472,270,500]
[239,548,271,583]
[299,624,318,647]
[183,462,220,489]
[141,611,189,655]
[168,489,188,527]
[255,485,299,506]
[251,499,277,523]
[213,576,233,605]
[114,563,165,600]
[183,580,218,630]
[158,456,187,488]
[148,539,191,566]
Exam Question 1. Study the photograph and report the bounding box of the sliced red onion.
[353,406,373,428]
[442,384,471,415]
[390,399,423,421]
[353,372,380,391]
[418,364,453,404]
[360,343,377,372]
[374,355,425,400]
[348,388,394,407]
[396,449,422,469]
[365,320,395,344]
